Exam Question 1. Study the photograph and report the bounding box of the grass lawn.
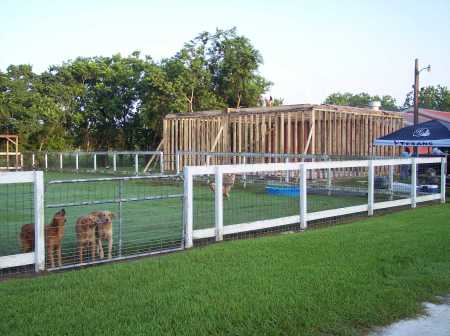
[1,203,450,336]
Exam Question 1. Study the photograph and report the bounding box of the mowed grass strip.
[1,204,450,336]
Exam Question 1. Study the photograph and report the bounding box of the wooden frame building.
[0,135,21,170]
[163,104,405,170]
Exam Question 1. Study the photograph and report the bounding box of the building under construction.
[162,104,405,170]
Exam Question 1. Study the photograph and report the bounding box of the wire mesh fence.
[184,157,446,247]
[0,181,35,277]
[44,175,184,269]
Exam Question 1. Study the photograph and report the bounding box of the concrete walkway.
[370,296,450,336]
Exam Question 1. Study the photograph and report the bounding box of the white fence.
[183,157,447,248]
[21,151,164,174]
[0,171,45,272]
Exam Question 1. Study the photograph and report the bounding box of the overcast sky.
[1,0,449,105]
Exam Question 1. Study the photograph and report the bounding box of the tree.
[324,92,399,111]
[403,85,450,112]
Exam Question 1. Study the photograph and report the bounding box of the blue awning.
[374,119,450,147]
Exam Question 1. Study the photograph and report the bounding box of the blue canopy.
[374,119,450,147]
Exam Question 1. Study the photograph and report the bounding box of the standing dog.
[75,214,98,264]
[89,211,115,259]
[20,209,67,268]
[209,174,236,199]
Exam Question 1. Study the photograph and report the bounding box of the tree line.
[0,28,274,151]
[2,26,449,151]
[324,86,450,112]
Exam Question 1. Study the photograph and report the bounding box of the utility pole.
[413,58,419,126]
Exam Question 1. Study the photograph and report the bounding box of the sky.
[1,0,450,106]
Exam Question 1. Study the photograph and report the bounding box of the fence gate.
[45,175,184,270]
[0,171,45,276]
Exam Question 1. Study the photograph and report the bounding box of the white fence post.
[441,157,447,204]
[135,154,139,175]
[113,152,117,172]
[184,167,194,248]
[368,160,374,216]
[327,167,332,196]
[75,153,79,170]
[299,164,307,229]
[32,153,35,168]
[34,171,45,272]
[59,153,63,170]
[176,152,181,175]
[93,154,97,171]
[285,157,290,183]
[44,153,48,170]
[388,164,394,200]
[159,152,164,174]
[215,167,224,241]
[411,158,417,208]
[243,156,247,188]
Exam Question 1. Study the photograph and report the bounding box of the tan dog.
[89,211,115,259]
[75,214,98,264]
[20,209,67,268]
[209,174,236,199]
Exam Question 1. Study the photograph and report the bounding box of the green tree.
[324,92,399,111]
[403,85,450,111]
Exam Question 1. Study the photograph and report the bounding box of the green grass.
[1,204,450,336]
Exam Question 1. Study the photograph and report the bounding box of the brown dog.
[89,211,115,259]
[20,209,67,268]
[75,214,98,264]
[209,174,236,199]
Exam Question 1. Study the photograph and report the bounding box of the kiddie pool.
[265,184,300,197]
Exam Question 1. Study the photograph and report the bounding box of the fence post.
[59,153,63,170]
[75,153,79,170]
[44,153,48,170]
[118,179,123,257]
[183,167,193,248]
[327,167,332,196]
[20,154,24,169]
[285,157,290,183]
[215,167,224,241]
[93,154,97,171]
[411,158,417,208]
[243,157,247,188]
[159,152,164,174]
[113,152,117,172]
[299,164,307,230]
[441,157,447,204]
[368,160,374,216]
[134,154,139,175]
[32,153,35,168]
[388,164,394,201]
[176,152,180,175]
[34,171,45,272]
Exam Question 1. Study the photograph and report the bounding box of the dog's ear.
[109,212,116,220]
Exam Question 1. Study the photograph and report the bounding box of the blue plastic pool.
[265,184,300,197]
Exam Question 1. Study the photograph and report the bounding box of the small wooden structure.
[163,104,405,171]
[0,135,21,170]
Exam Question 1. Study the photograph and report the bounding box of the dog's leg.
[108,237,113,259]
[91,241,96,262]
[48,245,55,268]
[57,245,62,267]
[79,245,84,264]
[98,239,104,259]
